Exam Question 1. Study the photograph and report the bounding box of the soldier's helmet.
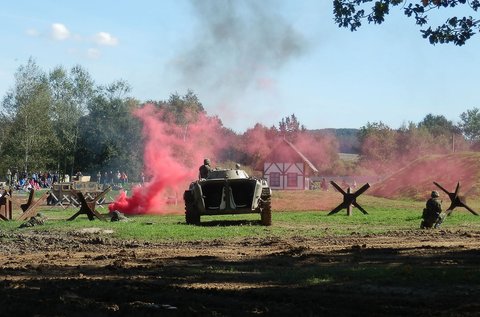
[204,158,210,165]
[431,190,439,198]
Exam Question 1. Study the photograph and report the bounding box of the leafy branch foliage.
[333,0,480,45]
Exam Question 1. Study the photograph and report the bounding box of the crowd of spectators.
[4,169,131,192]
[97,170,129,186]
[7,171,59,191]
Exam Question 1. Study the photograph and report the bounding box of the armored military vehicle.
[183,168,272,225]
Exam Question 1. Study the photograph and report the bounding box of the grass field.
[3,189,480,242]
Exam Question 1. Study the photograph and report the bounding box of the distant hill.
[370,152,480,201]
[309,128,359,153]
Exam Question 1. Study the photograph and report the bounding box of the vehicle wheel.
[184,191,200,225]
[260,194,272,226]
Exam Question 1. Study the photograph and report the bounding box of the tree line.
[357,112,480,175]
[0,59,136,181]
[2,59,480,183]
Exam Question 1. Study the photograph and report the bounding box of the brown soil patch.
[1,229,479,316]
[272,189,341,212]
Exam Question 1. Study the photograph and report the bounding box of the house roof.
[264,138,319,173]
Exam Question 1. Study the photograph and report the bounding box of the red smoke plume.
[293,132,338,172]
[241,124,275,168]
[370,152,480,200]
[240,124,339,173]
[109,104,225,214]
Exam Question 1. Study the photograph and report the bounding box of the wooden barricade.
[0,189,13,221]
[68,186,111,221]
[20,189,35,213]
[17,189,50,221]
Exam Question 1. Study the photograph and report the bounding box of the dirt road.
[1,228,479,316]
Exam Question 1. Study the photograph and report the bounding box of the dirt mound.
[370,152,480,200]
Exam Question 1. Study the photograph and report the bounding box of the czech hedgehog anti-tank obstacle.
[328,181,370,216]
[433,181,479,216]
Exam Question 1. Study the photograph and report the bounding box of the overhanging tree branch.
[333,0,480,45]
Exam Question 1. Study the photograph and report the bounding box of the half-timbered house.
[263,139,318,190]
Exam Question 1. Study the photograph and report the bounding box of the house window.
[287,173,298,187]
[270,172,280,187]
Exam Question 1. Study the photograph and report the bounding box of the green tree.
[333,0,480,45]
[147,90,206,126]
[397,122,435,159]
[358,121,397,172]
[49,65,95,176]
[459,107,480,141]
[357,117,468,175]
[75,80,143,178]
[418,113,458,136]
[0,58,58,173]
[0,114,13,174]
[278,113,306,142]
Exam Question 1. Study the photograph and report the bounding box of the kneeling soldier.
[421,190,444,229]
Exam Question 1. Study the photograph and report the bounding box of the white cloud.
[25,28,39,37]
[51,23,70,41]
[87,48,101,59]
[67,47,78,55]
[93,32,119,46]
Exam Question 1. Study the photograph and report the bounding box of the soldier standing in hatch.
[199,158,212,179]
[421,190,443,229]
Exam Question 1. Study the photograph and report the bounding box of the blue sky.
[1,1,478,132]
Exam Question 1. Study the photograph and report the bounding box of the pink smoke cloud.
[109,104,225,214]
